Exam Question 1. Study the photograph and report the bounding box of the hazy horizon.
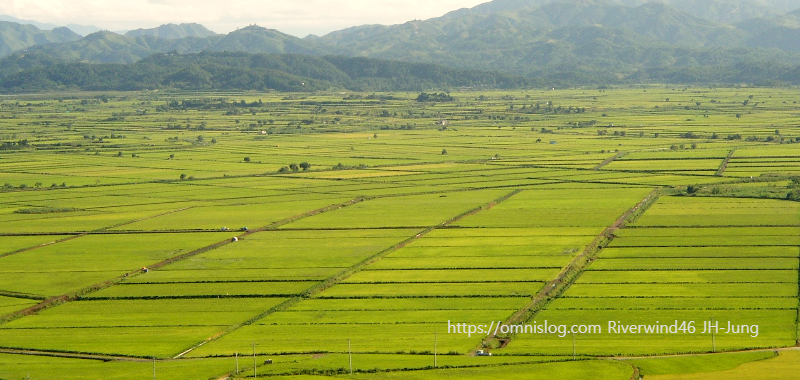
[0,0,489,37]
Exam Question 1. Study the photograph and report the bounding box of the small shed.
[231,237,239,242]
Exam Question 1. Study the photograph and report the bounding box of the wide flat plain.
[0,87,799,379]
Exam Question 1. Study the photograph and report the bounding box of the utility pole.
[348,339,353,375]
[252,342,257,378]
[711,318,716,353]
[236,352,239,375]
[434,333,438,368]
[572,332,576,361]
[153,357,156,380]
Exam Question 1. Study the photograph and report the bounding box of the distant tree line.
[0,52,533,93]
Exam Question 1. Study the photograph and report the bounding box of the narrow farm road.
[476,188,661,353]
[172,189,524,359]
[0,199,367,325]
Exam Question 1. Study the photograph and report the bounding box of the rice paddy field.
[0,87,799,379]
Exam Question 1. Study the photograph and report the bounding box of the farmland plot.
[505,196,800,356]
[2,88,800,379]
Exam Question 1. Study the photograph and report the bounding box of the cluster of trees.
[416,92,455,102]
[331,163,369,170]
[158,98,266,112]
[278,162,311,173]
[0,139,29,150]
[520,103,586,115]
[2,181,66,190]
[787,177,800,201]
[670,143,698,150]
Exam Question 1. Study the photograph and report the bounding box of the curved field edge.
[641,349,800,380]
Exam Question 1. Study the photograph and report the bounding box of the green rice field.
[0,87,799,379]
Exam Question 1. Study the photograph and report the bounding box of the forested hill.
[124,23,217,40]
[0,21,81,57]
[6,50,800,93]
[310,0,800,77]
[441,0,800,23]
[0,52,533,93]
[4,0,800,89]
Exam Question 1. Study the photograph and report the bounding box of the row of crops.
[1,88,800,379]
[506,196,800,356]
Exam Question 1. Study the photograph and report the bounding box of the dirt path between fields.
[594,151,627,170]
[0,207,193,259]
[715,149,737,177]
[475,188,661,354]
[0,200,365,325]
[172,189,525,359]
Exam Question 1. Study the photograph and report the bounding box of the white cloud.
[0,0,488,36]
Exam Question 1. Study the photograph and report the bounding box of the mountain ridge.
[3,0,800,87]
[125,23,217,39]
[0,21,82,57]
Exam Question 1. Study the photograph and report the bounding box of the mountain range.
[3,0,800,90]
[0,15,101,36]
[442,0,800,22]
[124,23,217,40]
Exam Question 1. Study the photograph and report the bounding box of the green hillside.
[0,51,532,92]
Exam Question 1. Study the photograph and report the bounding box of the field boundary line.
[99,206,195,231]
[610,345,799,360]
[0,207,194,259]
[171,189,524,359]
[476,188,661,353]
[0,290,46,301]
[796,246,800,346]
[594,151,627,170]
[715,149,737,177]
[0,199,366,327]
[0,236,77,259]
[626,363,641,380]
[0,348,151,362]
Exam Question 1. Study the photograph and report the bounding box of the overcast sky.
[0,0,489,36]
